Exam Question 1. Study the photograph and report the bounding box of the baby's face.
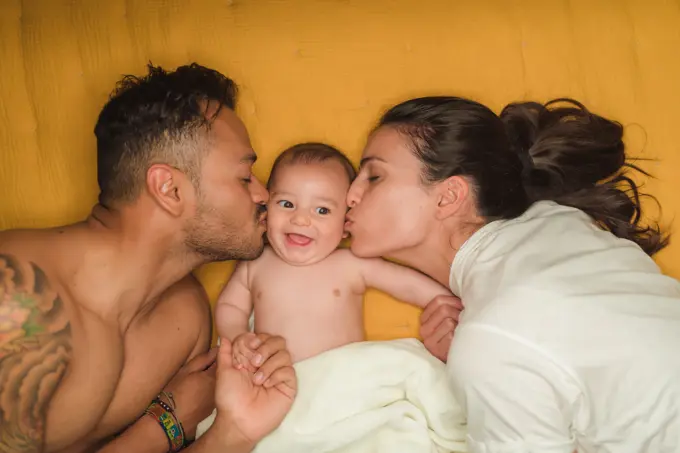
[266,161,350,265]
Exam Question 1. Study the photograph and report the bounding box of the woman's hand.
[420,295,464,362]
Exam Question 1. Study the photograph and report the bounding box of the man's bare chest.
[47,308,196,452]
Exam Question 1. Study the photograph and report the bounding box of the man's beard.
[184,203,267,262]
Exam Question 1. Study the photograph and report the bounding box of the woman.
[345,96,680,452]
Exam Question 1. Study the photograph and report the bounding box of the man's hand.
[162,349,218,439]
[212,334,297,445]
[420,295,464,362]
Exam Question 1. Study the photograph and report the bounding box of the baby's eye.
[278,200,294,209]
[316,207,330,215]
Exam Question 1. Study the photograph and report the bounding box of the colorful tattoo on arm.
[0,254,72,452]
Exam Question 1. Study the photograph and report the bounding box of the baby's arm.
[358,257,451,308]
[215,261,261,371]
[214,261,253,342]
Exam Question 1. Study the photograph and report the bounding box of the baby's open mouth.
[286,233,313,246]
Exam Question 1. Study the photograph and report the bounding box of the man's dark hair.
[94,62,238,206]
[267,142,357,190]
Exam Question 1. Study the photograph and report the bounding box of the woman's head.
[346,96,667,265]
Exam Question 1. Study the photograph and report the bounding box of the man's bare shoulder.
[0,225,88,275]
[0,226,64,252]
[161,274,211,320]
[153,274,212,357]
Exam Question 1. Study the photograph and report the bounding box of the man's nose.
[251,177,269,204]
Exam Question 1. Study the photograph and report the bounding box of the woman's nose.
[346,180,363,208]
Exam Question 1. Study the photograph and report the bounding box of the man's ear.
[434,175,470,221]
[146,164,190,217]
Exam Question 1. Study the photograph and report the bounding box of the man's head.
[94,63,268,261]
[266,143,356,265]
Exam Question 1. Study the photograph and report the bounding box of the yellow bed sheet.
[1,0,678,344]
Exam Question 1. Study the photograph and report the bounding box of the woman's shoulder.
[462,200,661,282]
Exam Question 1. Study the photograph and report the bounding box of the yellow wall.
[1,0,678,342]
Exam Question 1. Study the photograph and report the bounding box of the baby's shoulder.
[236,246,277,279]
[329,248,379,269]
[326,248,362,266]
[325,249,368,293]
[250,246,278,266]
[324,249,366,282]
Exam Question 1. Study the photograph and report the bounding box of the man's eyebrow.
[359,156,386,167]
[241,152,257,164]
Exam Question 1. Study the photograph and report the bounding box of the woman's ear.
[434,175,470,221]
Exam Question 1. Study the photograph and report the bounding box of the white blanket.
[196,338,467,453]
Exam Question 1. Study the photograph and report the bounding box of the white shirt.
[447,201,680,453]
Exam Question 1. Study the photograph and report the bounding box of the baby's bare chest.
[251,261,362,315]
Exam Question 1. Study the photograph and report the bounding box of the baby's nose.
[291,212,311,226]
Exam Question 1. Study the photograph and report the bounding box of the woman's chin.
[349,239,381,258]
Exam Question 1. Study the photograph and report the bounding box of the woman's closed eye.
[361,167,380,182]
[277,200,294,209]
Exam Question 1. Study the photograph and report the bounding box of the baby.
[215,142,452,375]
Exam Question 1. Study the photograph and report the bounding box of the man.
[0,63,296,452]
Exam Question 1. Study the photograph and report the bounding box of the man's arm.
[358,257,451,308]
[108,334,296,453]
[97,411,253,453]
[0,253,72,453]
[96,417,170,453]
[448,324,578,453]
[214,262,253,341]
[181,274,213,361]
[97,275,215,453]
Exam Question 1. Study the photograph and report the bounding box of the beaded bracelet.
[160,391,176,410]
[145,398,186,451]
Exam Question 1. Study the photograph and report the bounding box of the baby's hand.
[232,332,259,373]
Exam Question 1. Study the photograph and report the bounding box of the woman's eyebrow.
[359,156,387,167]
